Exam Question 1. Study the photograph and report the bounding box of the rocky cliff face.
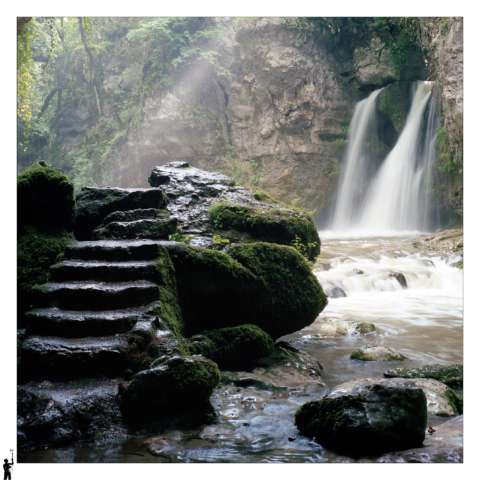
[433,17,463,220]
[55,17,460,221]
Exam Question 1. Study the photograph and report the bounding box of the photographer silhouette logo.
[3,450,13,480]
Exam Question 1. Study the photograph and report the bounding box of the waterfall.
[329,81,438,234]
[330,88,383,230]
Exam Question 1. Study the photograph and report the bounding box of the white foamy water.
[284,234,463,386]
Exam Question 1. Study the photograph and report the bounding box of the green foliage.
[127,18,229,81]
[437,126,455,175]
[212,234,230,245]
[291,235,318,268]
[168,232,195,244]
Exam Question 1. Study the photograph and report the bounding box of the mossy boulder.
[350,345,407,361]
[17,225,72,323]
[166,242,326,339]
[17,162,75,230]
[384,364,463,388]
[120,355,220,422]
[188,324,274,369]
[209,202,320,261]
[294,383,427,455]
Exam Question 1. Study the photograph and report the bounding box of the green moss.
[227,243,327,338]
[384,364,463,388]
[247,187,278,203]
[17,162,75,229]
[457,261,463,270]
[153,246,185,342]
[444,389,463,415]
[355,323,376,334]
[208,202,320,261]
[17,225,73,320]
[121,355,221,416]
[167,242,326,339]
[188,324,274,369]
[295,397,361,438]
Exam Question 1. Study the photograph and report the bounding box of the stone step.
[74,187,167,240]
[94,218,178,240]
[35,281,159,310]
[25,303,160,337]
[50,260,160,283]
[65,240,168,262]
[20,334,129,379]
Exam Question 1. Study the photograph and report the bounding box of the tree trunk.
[77,17,102,116]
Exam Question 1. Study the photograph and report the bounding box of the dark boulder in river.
[120,355,220,425]
[294,382,427,456]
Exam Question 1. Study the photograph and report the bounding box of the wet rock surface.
[384,363,463,388]
[18,378,130,454]
[149,162,320,258]
[120,355,220,425]
[295,382,427,456]
[329,377,462,417]
[74,187,167,239]
[222,341,325,391]
[350,345,407,361]
[413,228,463,254]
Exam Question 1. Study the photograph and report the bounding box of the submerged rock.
[329,377,462,417]
[222,341,325,391]
[320,281,347,298]
[355,322,376,334]
[188,324,274,369]
[350,345,407,362]
[295,382,427,455]
[389,271,408,288]
[384,364,463,388]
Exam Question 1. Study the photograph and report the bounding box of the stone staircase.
[21,186,178,381]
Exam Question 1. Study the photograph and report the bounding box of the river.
[21,232,463,463]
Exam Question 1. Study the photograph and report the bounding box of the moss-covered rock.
[166,242,326,339]
[350,345,407,362]
[188,324,274,369]
[120,355,220,422]
[17,162,75,230]
[294,383,427,455]
[209,202,320,261]
[384,364,463,388]
[17,225,73,323]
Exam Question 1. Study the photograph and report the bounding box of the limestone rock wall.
[433,17,463,219]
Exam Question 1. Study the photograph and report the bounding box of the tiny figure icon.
[3,458,13,480]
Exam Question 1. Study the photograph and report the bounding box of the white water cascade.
[330,88,383,231]
[329,81,438,234]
